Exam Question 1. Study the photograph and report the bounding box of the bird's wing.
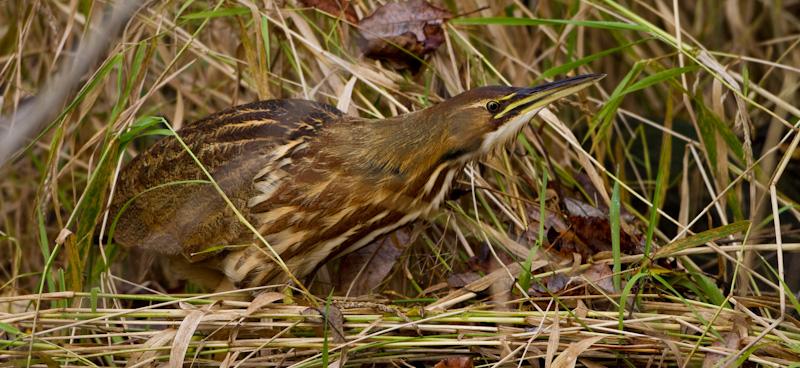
[109,99,344,263]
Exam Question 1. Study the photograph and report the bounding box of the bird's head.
[336,74,605,182]
[425,73,606,166]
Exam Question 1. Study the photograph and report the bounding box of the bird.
[108,74,605,293]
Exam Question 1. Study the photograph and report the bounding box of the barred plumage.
[109,74,604,292]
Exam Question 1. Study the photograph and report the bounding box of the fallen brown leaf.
[338,229,409,296]
[551,336,604,368]
[433,356,473,368]
[301,305,346,344]
[702,332,741,368]
[358,0,452,71]
[245,291,292,315]
[583,263,616,293]
[568,215,640,255]
[447,271,481,288]
[529,272,571,296]
[467,242,517,274]
[128,329,178,367]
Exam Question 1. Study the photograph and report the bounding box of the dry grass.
[1,0,800,367]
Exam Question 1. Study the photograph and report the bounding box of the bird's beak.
[493,74,606,119]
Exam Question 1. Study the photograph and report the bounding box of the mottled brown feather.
[110,100,341,265]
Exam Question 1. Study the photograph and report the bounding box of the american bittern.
[109,74,604,292]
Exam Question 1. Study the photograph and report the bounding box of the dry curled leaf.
[548,215,641,261]
[447,271,481,288]
[301,306,346,343]
[529,272,572,296]
[128,329,178,367]
[583,263,616,293]
[570,215,640,255]
[434,356,474,368]
[245,291,292,315]
[298,0,358,24]
[170,310,206,368]
[702,332,742,368]
[551,336,604,368]
[338,229,409,295]
[358,0,452,71]
[467,242,517,274]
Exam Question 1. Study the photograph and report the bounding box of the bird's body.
[110,74,604,291]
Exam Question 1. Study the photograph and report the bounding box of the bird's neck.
[333,110,452,181]
[284,110,461,268]
[317,109,466,214]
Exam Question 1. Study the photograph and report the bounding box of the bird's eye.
[486,101,501,112]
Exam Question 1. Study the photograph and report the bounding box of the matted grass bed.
[3,287,799,367]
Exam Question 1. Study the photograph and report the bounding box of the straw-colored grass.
[2,0,799,367]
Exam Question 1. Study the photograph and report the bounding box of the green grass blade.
[654,221,750,259]
[67,140,119,293]
[623,65,702,95]
[452,17,648,31]
[519,166,547,292]
[611,168,622,292]
[181,8,250,20]
[586,60,645,144]
[618,273,649,332]
[538,37,654,81]
[643,136,670,259]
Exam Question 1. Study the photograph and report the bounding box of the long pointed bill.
[493,74,606,120]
